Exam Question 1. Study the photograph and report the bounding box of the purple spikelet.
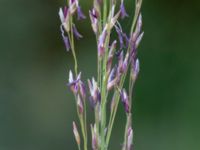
[77,6,86,20]
[73,24,83,39]
[120,0,128,19]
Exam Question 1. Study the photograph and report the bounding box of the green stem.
[95,105,100,149]
[69,17,78,75]
[83,99,88,148]
[103,0,107,26]
[78,144,81,150]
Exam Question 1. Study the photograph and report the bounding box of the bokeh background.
[1,0,200,150]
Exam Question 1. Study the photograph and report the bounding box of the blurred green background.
[0,0,200,149]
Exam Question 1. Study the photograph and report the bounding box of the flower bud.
[77,94,83,114]
[98,25,108,57]
[60,25,71,51]
[88,78,101,107]
[91,124,98,150]
[120,89,129,113]
[69,0,77,14]
[77,5,86,20]
[131,58,140,81]
[120,0,128,19]
[135,32,144,49]
[107,67,118,91]
[89,8,99,34]
[59,7,70,32]
[68,70,81,94]
[127,127,133,150]
[79,81,86,99]
[72,24,83,39]
[110,7,121,29]
[73,121,81,145]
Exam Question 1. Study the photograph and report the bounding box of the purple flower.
[98,25,108,57]
[131,58,140,80]
[127,127,133,150]
[88,78,101,107]
[69,0,78,14]
[77,94,83,114]
[79,81,86,99]
[117,51,124,73]
[60,25,71,51]
[73,121,81,145]
[77,5,86,20]
[68,70,81,94]
[120,0,128,19]
[59,7,70,32]
[91,124,98,149]
[117,51,129,74]
[89,8,99,34]
[107,40,117,73]
[107,67,118,91]
[120,89,129,113]
[72,24,83,39]
[135,32,144,49]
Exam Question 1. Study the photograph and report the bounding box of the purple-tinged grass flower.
[110,95,116,112]
[131,58,140,81]
[93,0,102,14]
[89,8,99,34]
[107,40,117,73]
[68,70,81,94]
[77,94,83,114]
[122,53,129,72]
[72,24,83,39]
[69,0,78,14]
[79,81,86,99]
[117,51,124,73]
[73,121,81,145]
[117,51,129,74]
[91,124,98,150]
[120,89,129,113]
[59,7,70,32]
[120,0,128,19]
[110,7,121,29]
[98,25,108,57]
[135,32,144,49]
[60,25,71,51]
[77,5,86,20]
[107,67,118,91]
[127,127,133,150]
[88,78,101,107]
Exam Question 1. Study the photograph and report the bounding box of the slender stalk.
[103,0,107,26]
[67,16,78,76]
[122,114,129,150]
[78,144,81,150]
[83,99,88,148]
